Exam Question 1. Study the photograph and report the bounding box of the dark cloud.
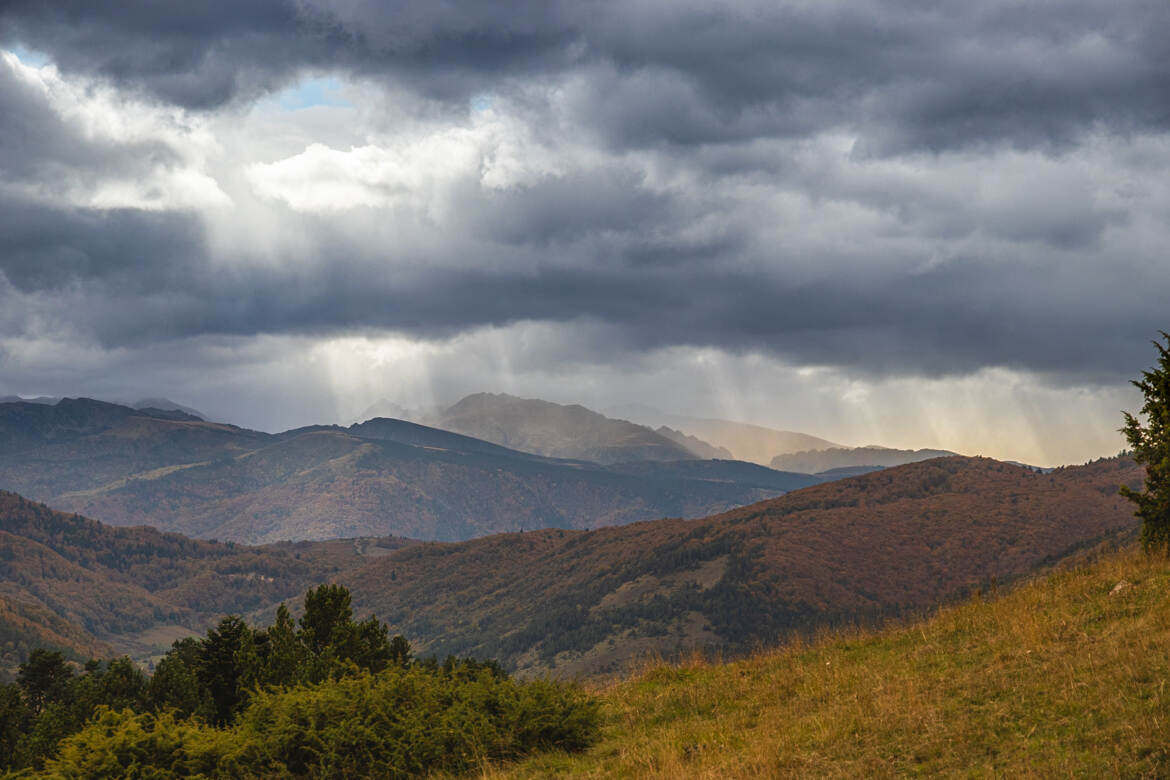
[0,55,177,188]
[0,0,577,108]
[0,0,1167,400]
[3,0,1167,150]
[2,175,1164,383]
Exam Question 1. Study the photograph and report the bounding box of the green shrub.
[42,707,239,778]
[40,666,599,779]
[234,667,599,778]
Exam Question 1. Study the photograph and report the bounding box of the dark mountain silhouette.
[132,397,208,420]
[0,395,59,405]
[606,459,821,492]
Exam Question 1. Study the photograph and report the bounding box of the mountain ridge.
[0,397,811,544]
[771,445,959,474]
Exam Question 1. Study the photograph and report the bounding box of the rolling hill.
[339,455,1143,678]
[0,456,1144,679]
[0,490,396,665]
[0,398,807,543]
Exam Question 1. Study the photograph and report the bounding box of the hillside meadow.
[485,544,1170,778]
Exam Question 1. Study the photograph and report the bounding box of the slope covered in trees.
[0,456,1143,680]
[0,490,397,664]
[343,456,1143,678]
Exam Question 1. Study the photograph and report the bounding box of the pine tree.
[1121,331,1170,552]
[196,616,254,725]
[261,604,305,687]
[17,649,74,716]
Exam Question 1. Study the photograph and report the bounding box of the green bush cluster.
[44,666,597,779]
[0,585,599,777]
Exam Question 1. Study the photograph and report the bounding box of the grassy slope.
[491,545,1170,778]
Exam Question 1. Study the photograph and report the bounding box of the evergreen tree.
[73,657,148,715]
[0,684,30,768]
[149,637,207,717]
[298,584,399,680]
[196,616,255,726]
[1121,331,1170,552]
[261,604,305,687]
[17,650,74,716]
[299,584,354,655]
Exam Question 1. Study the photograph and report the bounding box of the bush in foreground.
[43,662,599,779]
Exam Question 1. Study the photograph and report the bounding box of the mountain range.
[0,395,207,419]
[0,397,820,544]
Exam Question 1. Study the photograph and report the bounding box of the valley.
[0,455,1143,681]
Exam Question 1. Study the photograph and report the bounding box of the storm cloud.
[0,0,1167,462]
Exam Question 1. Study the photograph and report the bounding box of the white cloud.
[1,50,232,210]
[243,105,562,215]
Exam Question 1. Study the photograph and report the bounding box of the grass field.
[486,545,1170,778]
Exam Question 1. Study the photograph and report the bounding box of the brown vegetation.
[343,456,1143,678]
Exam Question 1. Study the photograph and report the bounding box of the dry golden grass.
[484,546,1170,778]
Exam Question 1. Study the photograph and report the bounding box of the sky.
[0,1,1167,466]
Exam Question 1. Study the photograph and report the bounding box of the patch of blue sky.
[8,45,51,67]
[470,94,495,114]
[270,76,353,111]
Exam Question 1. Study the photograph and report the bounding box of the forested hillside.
[0,456,1143,681]
[344,456,1143,677]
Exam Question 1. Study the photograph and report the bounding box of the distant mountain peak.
[608,403,841,465]
[439,393,696,464]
